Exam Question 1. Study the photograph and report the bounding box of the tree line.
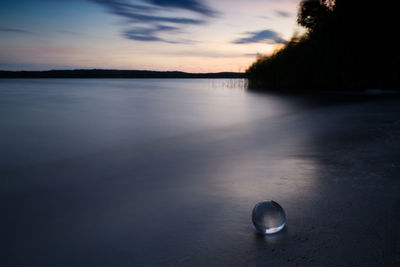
[0,69,245,79]
[247,0,399,91]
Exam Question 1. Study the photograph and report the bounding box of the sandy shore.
[1,93,399,266]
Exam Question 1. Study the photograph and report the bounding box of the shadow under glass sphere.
[252,200,286,234]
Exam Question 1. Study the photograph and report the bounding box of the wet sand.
[1,89,399,265]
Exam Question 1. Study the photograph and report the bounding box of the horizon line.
[0,69,246,74]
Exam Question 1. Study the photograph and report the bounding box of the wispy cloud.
[275,10,292,18]
[90,0,217,43]
[146,0,217,16]
[233,29,287,44]
[243,53,263,58]
[0,28,33,34]
[123,25,180,42]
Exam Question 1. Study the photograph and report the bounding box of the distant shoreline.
[0,69,246,79]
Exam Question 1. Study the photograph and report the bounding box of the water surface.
[1,79,399,265]
[0,79,293,169]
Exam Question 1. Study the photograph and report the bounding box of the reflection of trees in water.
[208,79,248,90]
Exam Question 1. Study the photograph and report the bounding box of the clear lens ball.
[252,200,286,234]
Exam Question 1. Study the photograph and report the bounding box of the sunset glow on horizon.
[0,0,303,72]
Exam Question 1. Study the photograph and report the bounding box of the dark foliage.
[297,0,334,31]
[247,0,400,91]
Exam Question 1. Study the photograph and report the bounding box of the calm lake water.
[0,79,296,169]
[1,79,398,265]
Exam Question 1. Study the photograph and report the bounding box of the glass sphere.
[252,200,286,234]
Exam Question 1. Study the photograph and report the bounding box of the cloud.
[0,28,33,34]
[275,10,292,18]
[233,29,287,44]
[92,0,205,24]
[243,53,263,58]
[146,0,217,16]
[123,25,180,42]
[90,0,217,43]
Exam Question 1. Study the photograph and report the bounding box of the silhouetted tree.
[297,0,335,31]
[247,0,399,91]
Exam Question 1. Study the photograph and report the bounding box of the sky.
[0,0,303,72]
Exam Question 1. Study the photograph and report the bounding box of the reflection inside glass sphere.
[252,200,286,234]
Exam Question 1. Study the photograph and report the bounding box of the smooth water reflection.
[0,79,322,265]
[0,79,295,169]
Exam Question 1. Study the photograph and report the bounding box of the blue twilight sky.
[0,0,303,72]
